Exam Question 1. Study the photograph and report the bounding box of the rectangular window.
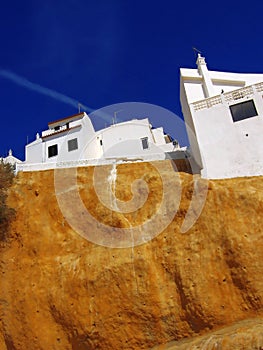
[230,100,258,122]
[68,138,78,152]
[141,137,149,150]
[48,144,58,158]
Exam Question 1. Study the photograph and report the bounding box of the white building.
[180,54,263,179]
[17,112,184,172]
[16,54,263,178]
[1,149,22,166]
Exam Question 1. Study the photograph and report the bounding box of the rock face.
[0,160,263,350]
[153,318,263,349]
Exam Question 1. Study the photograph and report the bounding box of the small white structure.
[1,149,22,166]
[180,54,263,179]
[17,112,183,172]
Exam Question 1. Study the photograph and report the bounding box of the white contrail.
[0,69,93,112]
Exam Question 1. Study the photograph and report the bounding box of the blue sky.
[0,0,263,160]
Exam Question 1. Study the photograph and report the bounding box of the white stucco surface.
[180,55,263,179]
[1,150,22,166]
[18,112,182,172]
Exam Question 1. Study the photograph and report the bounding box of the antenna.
[78,103,82,113]
[192,47,202,57]
[113,109,123,124]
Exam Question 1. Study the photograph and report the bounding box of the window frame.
[230,99,258,123]
[141,137,149,150]
[48,144,58,158]
[68,138,78,152]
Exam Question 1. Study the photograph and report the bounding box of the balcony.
[41,124,81,139]
[192,81,263,112]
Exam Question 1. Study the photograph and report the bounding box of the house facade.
[14,54,263,178]
[17,112,183,172]
[180,54,263,179]
[1,149,22,166]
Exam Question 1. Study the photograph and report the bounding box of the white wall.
[181,67,263,103]
[26,139,43,163]
[25,113,96,164]
[180,77,203,169]
[181,84,263,179]
[90,119,155,158]
[152,127,166,145]
[193,101,263,178]
[180,57,263,179]
[23,115,178,170]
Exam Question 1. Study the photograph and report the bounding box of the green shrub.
[0,161,15,240]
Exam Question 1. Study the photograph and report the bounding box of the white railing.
[255,82,263,92]
[42,125,68,137]
[192,95,223,111]
[224,86,253,102]
[16,153,167,173]
[192,81,263,111]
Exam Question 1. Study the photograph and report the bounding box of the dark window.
[48,144,58,158]
[68,138,78,152]
[230,100,258,122]
[54,126,60,131]
[141,137,149,150]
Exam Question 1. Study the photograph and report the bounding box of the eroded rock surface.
[0,161,263,349]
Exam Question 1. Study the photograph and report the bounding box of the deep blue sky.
[0,0,263,160]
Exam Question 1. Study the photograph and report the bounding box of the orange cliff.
[0,160,263,350]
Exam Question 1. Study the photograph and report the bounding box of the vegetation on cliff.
[0,161,15,240]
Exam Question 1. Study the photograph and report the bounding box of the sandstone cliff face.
[0,160,263,350]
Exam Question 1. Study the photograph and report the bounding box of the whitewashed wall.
[193,99,263,178]
[180,57,263,179]
[19,115,179,172]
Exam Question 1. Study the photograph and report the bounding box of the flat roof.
[48,112,85,129]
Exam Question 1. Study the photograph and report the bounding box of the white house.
[180,54,263,179]
[15,54,263,178]
[17,112,184,172]
[1,149,22,166]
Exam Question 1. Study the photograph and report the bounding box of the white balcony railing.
[15,153,169,173]
[192,81,263,112]
[42,124,68,138]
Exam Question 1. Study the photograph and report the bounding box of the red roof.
[48,112,85,129]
